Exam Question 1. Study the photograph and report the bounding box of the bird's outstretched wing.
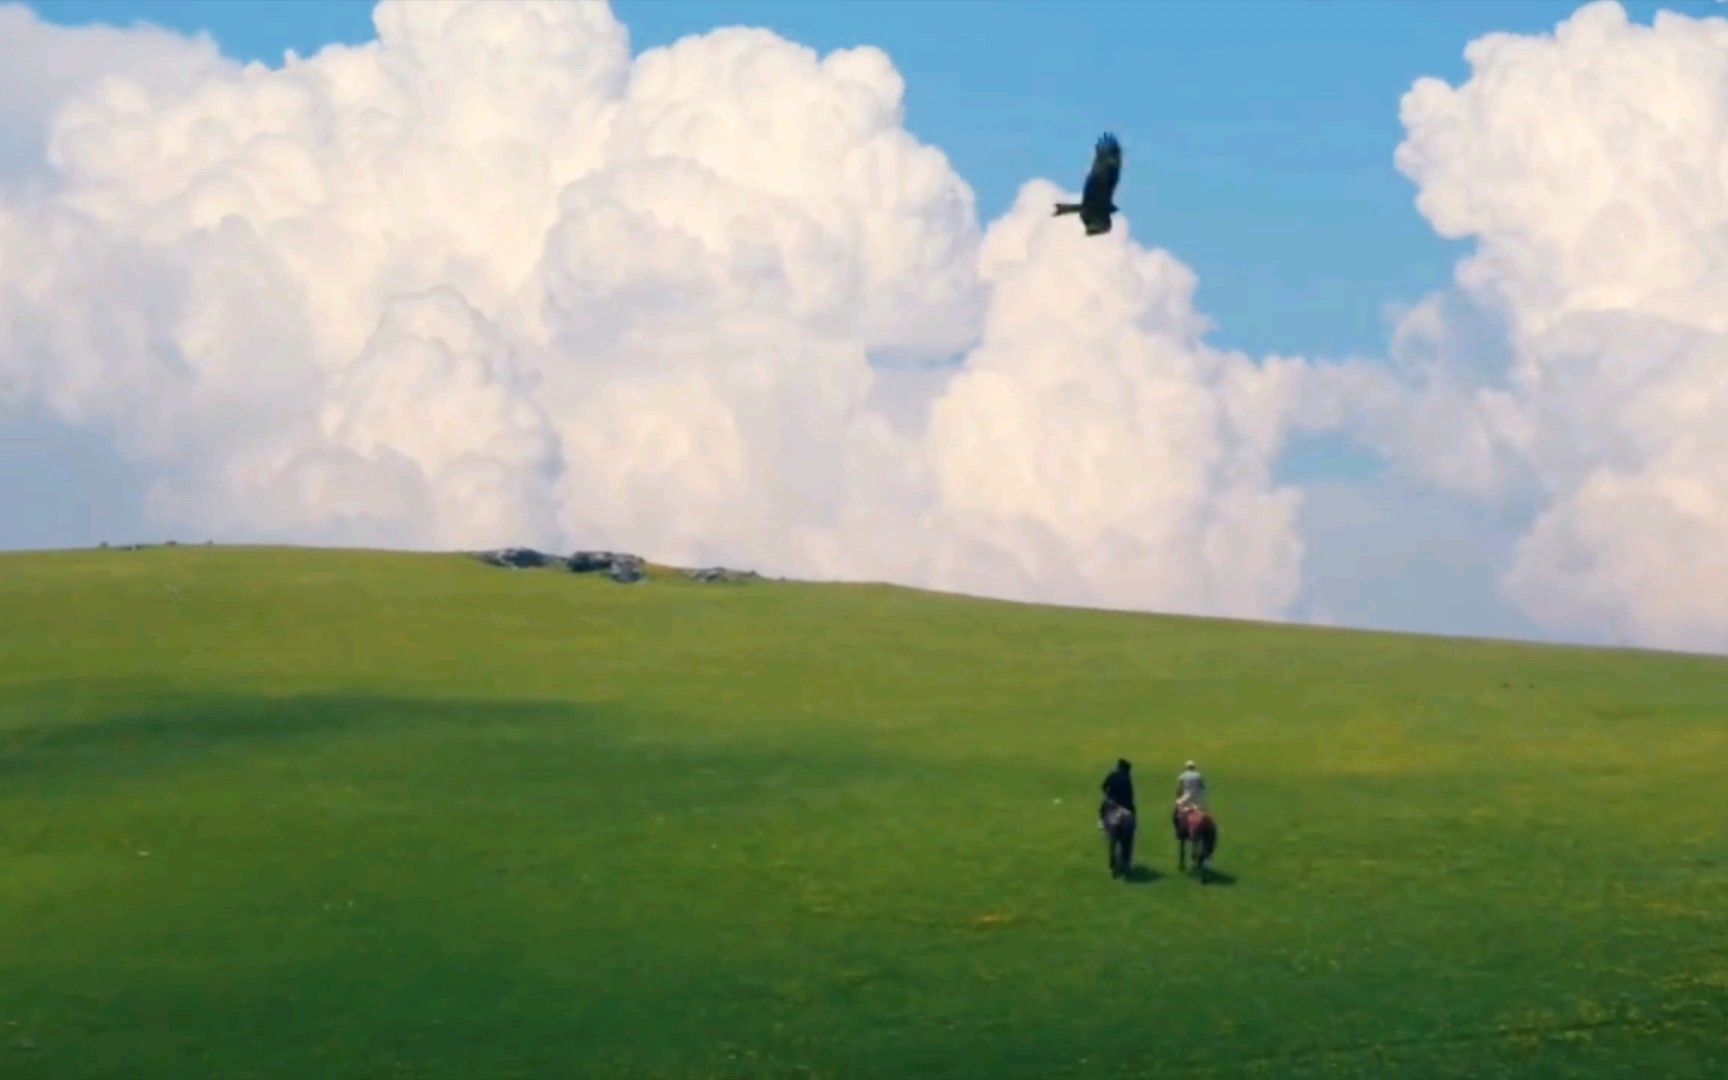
[1087,132,1122,198]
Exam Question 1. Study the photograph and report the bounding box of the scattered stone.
[474,546,648,583]
[476,547,554,570]
[567,551,646,584]
[685,567,762,583]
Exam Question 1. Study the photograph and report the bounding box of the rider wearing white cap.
[1173,759,1208,822]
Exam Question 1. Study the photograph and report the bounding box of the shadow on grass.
[1194,868,1238,886]
[1121,865,1161,885]
[0,681,565,785]
[0,678,1045,804]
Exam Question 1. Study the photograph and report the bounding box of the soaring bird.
[1053,132,1122,236]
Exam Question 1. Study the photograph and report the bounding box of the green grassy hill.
[2,544,1725,1079]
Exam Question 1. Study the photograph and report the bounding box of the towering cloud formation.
[3,0,1728,652]
[0,0,1306,620]
[1371,1,1728,651]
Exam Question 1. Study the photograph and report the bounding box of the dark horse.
[1102,802,1137,879]
[1174,804,1218,883]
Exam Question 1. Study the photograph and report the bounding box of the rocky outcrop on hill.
[97,540,211,551]
[685,567,762,583]
[477,547,554,569]
[473,548,763,586]
[473,548,644,583]
[567,551,646,584]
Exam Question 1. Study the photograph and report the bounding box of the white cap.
[1184,760,1197,769]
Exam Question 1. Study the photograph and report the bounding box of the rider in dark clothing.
[1099,758,1136,826]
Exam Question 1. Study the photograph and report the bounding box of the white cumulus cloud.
[1348,0,1728,652]
[0,0,1310,623]
[0,4,226,179]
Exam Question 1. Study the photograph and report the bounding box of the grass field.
[2,544,1726,1079]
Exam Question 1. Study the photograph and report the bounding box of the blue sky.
[30,0,1688,364]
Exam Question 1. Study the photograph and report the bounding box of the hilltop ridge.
[6,540,1716,660]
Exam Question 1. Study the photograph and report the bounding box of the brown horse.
[1102,802,1137,879]
[1174,804,1218,883]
